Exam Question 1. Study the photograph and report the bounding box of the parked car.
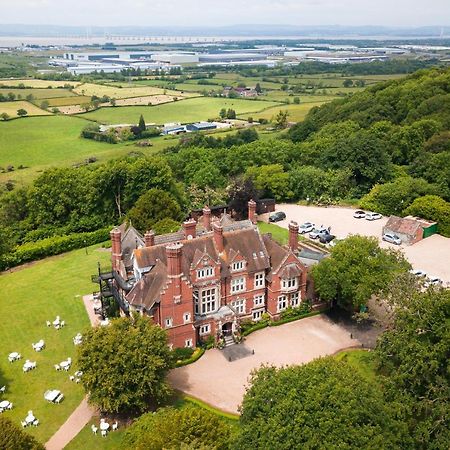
[353,210,366,219]
[309,227,329,239]
[410,269,427,278]
[382,233,402,245]
[298,222,315,234]
[319,233,336,244]
[269,211,286,222]
[365,212,382,221]
[425,276,443,287]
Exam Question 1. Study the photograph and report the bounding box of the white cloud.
[0,0,449,27]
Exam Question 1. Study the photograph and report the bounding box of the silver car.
[298,222,315,234]
[366,212,383,221]
[309,227,329,239]
[382,233,401,245]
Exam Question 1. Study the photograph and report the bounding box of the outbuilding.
[383,215,437,245]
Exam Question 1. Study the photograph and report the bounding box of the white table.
[0,400,10,409]
[100,421,110,431]
[25,413,35,425]
[8,352,19,360]
[60,361,70,369]
[34,342,44,351]
[44,390,61,403]
[23,361,35,371]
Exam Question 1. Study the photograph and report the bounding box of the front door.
[222,322,233,336]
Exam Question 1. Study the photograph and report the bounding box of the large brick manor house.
[109,201,323,348]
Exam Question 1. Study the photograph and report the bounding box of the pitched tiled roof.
[120,224,144,268]
[384,216,422,236]
[262,233,289,273]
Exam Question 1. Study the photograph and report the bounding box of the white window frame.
[253,294,265,307]
[231,260,245,272]
[199,287,218,315]
[252,310,263,321]
[277,295,288,312]
[165,317,173,328]
[254,272,265,288]
[282,277,298,290]
[194,290,200,315]
[231,299,246,315]
[183,312,191,323]
[185,339,193,348]
[200,324,210,335]
[231,276,246,294]
[197,266,214,279]
[291,292,300,307]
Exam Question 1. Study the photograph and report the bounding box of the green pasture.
[0,79,81,88]
[0,100,50,117]
[0,244,111,443]
[46,96,92,107]
[247,101,329,122]
[81,97,282,125]
[0,88,77,99]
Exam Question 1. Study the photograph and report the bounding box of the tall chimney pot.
[144,230,155,247]
[110,228,122,271]
[203,205,212,231]
[183,218,197,240]
[288,221,299,252]
[248,199,257,224]
[213,223,224,253]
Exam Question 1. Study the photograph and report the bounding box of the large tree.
[77,314,173,413]
[235,358,410,450]
[312,235,410,310]
[127,188,183,233]
[376,287,450,448]
[227,176,259,220]
[122,405,233,449]
[0,417,45,450]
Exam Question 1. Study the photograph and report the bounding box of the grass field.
[247,101,328,122]
[81,97,282,125]
[0,88,77,99]
[0,79,81,88]
[0,244,111,443]
[0,101,50,117]
[46,96,92,107]
[73,83,187,100]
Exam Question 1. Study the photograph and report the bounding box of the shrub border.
[175,347,205,368]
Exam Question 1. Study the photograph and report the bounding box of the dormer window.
[282,277,298,290]
[197,266,214,279]
[231,261,245,272]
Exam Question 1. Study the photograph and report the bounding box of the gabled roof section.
[121,223,144,268]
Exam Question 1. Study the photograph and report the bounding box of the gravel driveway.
[269,204,450,284]
[168,315,358,414]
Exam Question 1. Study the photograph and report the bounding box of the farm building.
[383,216,437,245]
[186,122,217,132]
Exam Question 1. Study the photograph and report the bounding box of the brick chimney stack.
[203,205,212,231]
[110,228,122,271]
[183,218,197,240]
[213,223,224,253]
[144,230,155,247]
[288,221,299,252]
[166,243,183,277]
[248,199,257,224]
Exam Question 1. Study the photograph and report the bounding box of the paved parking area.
[270,204,450,284]
[168,315,357,414]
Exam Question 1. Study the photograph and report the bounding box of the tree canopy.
[122,405,233,450]
[0,417,45,450]
[312,235,410,310]
[77,314,173,413]
[236,358,410,450]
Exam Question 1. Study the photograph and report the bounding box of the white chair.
[54,364,61,371]
[55,394,64,404]
[63,364,70,372]
[46,321,51,327]
[33,419,39,427]
[69,375,75,382]
[16,354,21,360]
[112,421,118,431]
[91,424,98,435]
[23,366,29,373]
[21,421,27,428]
[61,321,65,328]
[31,362,37,370]
[67,357,72,363]
[101,429,107,437]
[0,386,5,393]
[75,378,81,384]
[7,403,12,410]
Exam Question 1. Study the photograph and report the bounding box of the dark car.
[319,233,336,244]
[269,211,286,222]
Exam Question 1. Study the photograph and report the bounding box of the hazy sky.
[1,0,449,27]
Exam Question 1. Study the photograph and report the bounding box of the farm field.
[0,79,81,88]
[247,101,329,122]
[46,96,92,107]
[81,96,282,125]
[73,82,190,100]
[0,244,111,443]
[0,88,77,99]
[0,100,50,117]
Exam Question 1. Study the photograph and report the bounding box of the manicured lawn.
[257,222,289,245]
[0,100,50,117]
[0,244,111,443]
[81,97,282,125]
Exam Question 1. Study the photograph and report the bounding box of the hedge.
[175,347,205,368]
[0,228,111,271]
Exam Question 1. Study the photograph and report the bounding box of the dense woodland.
[1,66,450,266]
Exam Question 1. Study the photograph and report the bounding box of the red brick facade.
[112,205,313,348]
